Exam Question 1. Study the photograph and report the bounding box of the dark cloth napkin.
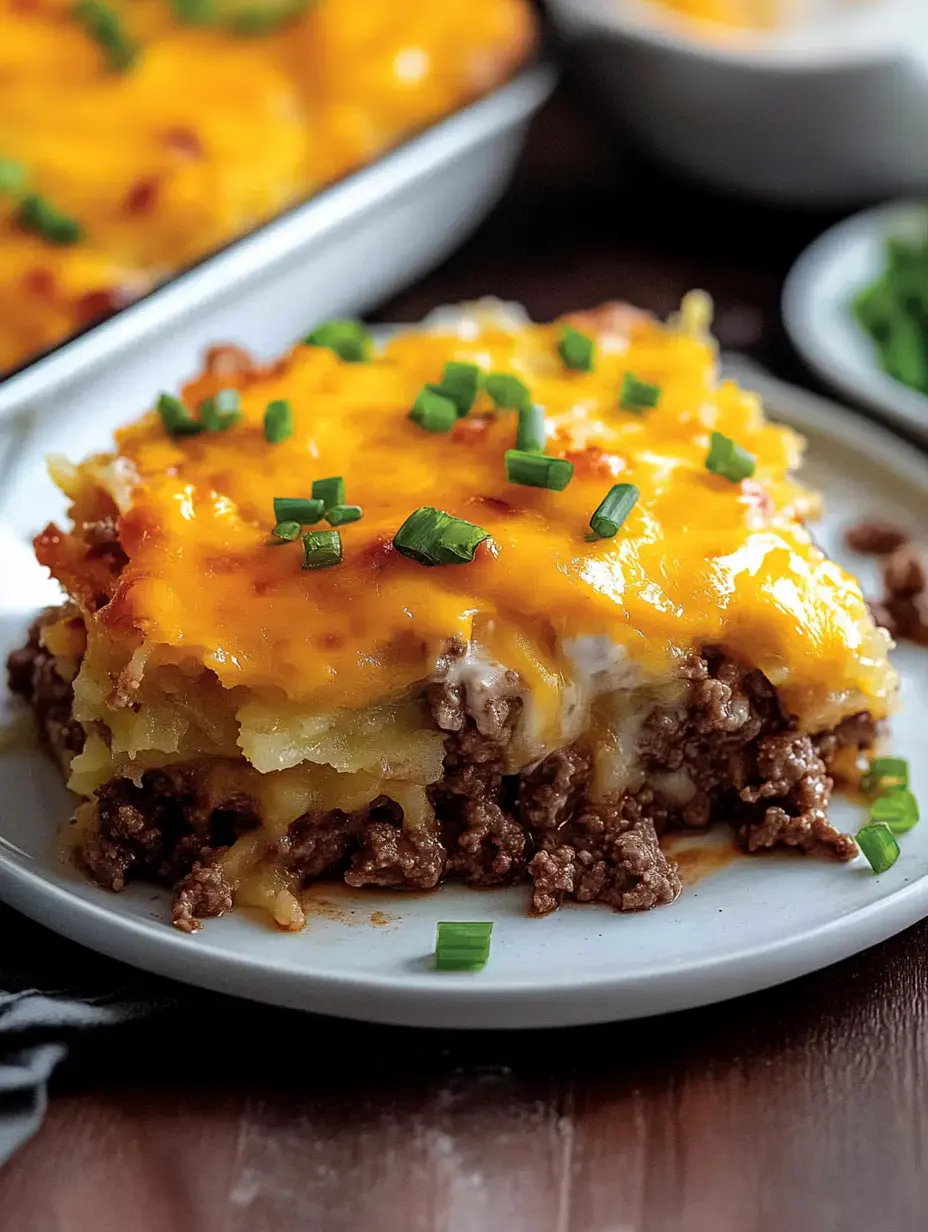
[0,904,185,1167]
[0,902,531,1176]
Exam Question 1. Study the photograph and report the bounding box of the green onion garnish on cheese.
[393,507,489,567]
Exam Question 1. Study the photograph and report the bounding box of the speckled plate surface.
[1,363,927,1029]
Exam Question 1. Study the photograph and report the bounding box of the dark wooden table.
[3,82,927,1232]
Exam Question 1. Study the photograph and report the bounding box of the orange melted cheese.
[0,0,534,372]
[648,0,779,27]
[50,301,895,735]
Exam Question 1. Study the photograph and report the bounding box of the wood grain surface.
[2,77,925,1232]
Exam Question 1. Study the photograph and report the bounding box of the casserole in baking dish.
[0,0,535,373]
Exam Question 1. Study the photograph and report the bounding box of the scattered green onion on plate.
[855,822,901,874]
[862,756,909,796]
[435,921,493,972]
[870,788,920,834]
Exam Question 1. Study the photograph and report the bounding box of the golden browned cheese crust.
[21,298,895,928]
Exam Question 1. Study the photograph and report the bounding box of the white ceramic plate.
[1,364,927,1030]
[783,200,928,438]
[0,65,555,426]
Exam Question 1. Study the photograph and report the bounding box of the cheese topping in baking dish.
[38,298,895,769]
[0,0,534,372]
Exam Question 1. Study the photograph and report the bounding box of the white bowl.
[783,198,928,437]
[547,0,928,205]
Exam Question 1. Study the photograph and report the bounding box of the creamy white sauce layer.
[432,635,657,797]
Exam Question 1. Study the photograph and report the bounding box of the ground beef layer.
[7,615,875,932]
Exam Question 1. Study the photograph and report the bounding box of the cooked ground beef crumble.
[846,518,928,646]
[7,612,875,932]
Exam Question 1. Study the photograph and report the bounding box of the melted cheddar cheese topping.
[44,300,895,738]
[648,0,779,27]
[0,0,534,372]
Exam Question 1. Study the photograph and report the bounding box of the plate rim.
[2,365,928,1029]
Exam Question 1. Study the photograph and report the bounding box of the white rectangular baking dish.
[0,63,555,441]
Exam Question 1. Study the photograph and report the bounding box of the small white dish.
[546,0,928,205]
[783,200,928,439]
[1,364,927,1029]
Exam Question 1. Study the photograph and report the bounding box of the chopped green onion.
[430,361,481,416]
[851,233,928,396]
[301,529,342,570]
[169,0,213,23]
[855,821,901,874]
[619,372,662,413]
[870,788,920,834]
[862,756,909,796]
[311,476,345,510]
[393,507,489,567]
[408,387,457,434]
[170,0,310,34]
[505,449,574,491]
[0,158,27,196]
[705,432,756,483]
[588,483,640,539]
[558,325,595,372]
[303,319,371,363]
[263,399,293,444]
[484,371,530,410]
[198,388,241,432]
[273,497,325,526]
[515,404,545,453]
[271,521,301,542]
[325,504,363,526]
[435,921,493,972]
[156,393,202,438]
[17,194,83,246]
[70,0,139,72]
[231,0,311,33]
[230,6,288,32]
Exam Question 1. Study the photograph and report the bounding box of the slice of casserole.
[7,298,897,931]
